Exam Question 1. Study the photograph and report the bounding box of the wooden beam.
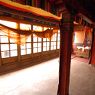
[0,5,59,27]
[57,9,74,95]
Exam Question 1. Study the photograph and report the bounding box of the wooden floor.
[0,57,95,95]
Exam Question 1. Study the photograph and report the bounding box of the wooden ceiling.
[49,0,95,23]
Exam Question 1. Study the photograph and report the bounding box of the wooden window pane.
[33,48,37,53]
[20,23,31,30]
[1,36,8,43]
[51,46,54,50]
[0,20,17,29]
[26,35,31,42]
[38,38,41,42]
[1,51,9,58]
[43,42,46,47]
[10,50,17,57]
[26,43,31,48]
[38,47,41,52]
[1,44,9,51]
[33,37,37,42]
[21,44,26,49]
[10,44,17,50]
[47,42,49,46]
[27,49,31,54]
[38,43,41,47]
[33,43,37,47]
[43,38,46,41]
[47,47,49,51]
[21,49,26,55]
[43,47,46,51]
[33,25,42,31]
[54,46,56,49]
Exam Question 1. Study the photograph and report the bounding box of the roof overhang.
[0,0,61,28]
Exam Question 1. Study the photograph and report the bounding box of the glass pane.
[33,25,42,31]
[58,33,60,40]
[26,43,31,48]
[33,48,37,53]
[27,49,31,54]
[38,38,41,42]
[44,27,48,31]
[43,38,46,41]
[33,43,37,47]
[26,35,31,42]
[47,42,49,46]
[58,35,60,41]
[21,44,26,49]
[51,46,54,50]
[57,42,60,49]
[43,47,46,51]
[51,37,55,41]
[10,44,17,50]
[51,34,57,41]
[1,44,9,51]
[0,20,17,29]
[47,38,49,41]
[38,43,41,47]
[54,42,56,46]
[47,47,49,51]
[20,23,31,30]
[10,38,16,43]
[33,37,37,42]
[54,46,56,49]
[10,50,17,57]
[1,36,8,43]
[1,51,9,58]
[21,49,26,55]
[38,48,41,52]
[43,42,46,46]
[57,45,60,49]
[51,42,54,46]
[58,30,60,33]
[33,34,36,37]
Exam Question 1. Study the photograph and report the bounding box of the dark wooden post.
[89,28,95,64]
[57,10,74,95]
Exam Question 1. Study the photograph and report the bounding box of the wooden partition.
[0,22,60,74]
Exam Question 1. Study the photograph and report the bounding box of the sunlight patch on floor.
[0,58,59,95]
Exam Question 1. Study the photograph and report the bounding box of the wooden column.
[89,28,95,64]
[57,10,74,95]
[31,25,33,54]
[17,23,21,62]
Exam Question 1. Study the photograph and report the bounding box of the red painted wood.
[57,11,74,95]
[90,30,95,64]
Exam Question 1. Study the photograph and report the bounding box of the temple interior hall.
[0,0,95,95]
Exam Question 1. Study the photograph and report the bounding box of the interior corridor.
[0,57,95,95]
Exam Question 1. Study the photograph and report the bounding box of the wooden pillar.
[89,28,95,64]
[57,10,74,95]
[17,23,21,62]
